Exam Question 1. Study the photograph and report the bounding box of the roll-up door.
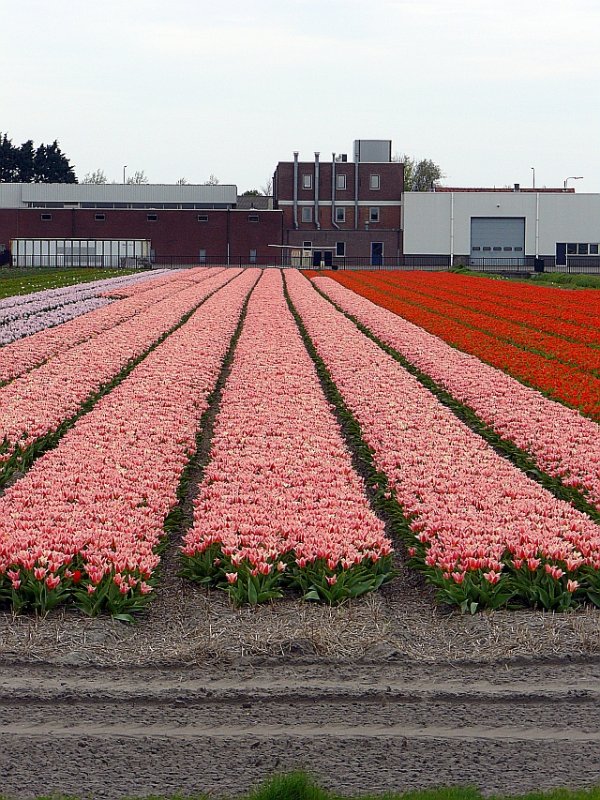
[470,217,525,265]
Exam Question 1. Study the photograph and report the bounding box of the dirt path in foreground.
[1,658,600,798]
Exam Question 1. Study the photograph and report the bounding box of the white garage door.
[470,217,525,265]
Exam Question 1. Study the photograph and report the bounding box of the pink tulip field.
[287,270,600,612]
[181,269,393,604]
[0,265,599,617]
[0,268,256,617]
[0,269,172,347]
[0,267,233,488]
[0,268,223,385]
[314,277,600,515]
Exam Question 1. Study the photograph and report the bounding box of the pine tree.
[0,133,19,181]
[33,140,77,183]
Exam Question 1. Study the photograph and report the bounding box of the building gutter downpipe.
[293,151,299,230]
[331,152,340,229]
[314,152,320,230]
[354,153,359,229]
[450,192,455,267]
[535,192,540,257]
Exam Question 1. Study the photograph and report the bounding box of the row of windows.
[39,213,262,223]
[30,203,231,210]
[472,246,523,252]
[301,173,381,190]
[301,207,380,223]
[565,243,600,255]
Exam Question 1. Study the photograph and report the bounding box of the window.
[336,242,346,257]
[301,206,313,222]
[370,174,380,190]
[472,246,481,251]
[335,207,346,223]
[147,213,158,221]
[95,213,105,221]
[198,214,208,222]
[41,213,52,221]
[302,174,312,189]
[199,249,206,263]
[483,246,491,251]
[248,214,259,222]
[578,243,588,255]
[503,246,513,251]
[567,243,577,255]
[303,241,312,249]
[249,249,257,263]
[514,246,523,252]
[369,207,380,223]
[493,246,502,251]
[336,174,347,190]
[590,244,599,255]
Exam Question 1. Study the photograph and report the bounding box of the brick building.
[0,142,406,268]
[272,140,403,266]
[0,183,283,266]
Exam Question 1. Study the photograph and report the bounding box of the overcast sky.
[4,0,600,192]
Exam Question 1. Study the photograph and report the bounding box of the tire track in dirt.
[1,660,599,798]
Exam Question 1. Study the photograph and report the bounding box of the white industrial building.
[0,182,237,209]
[403,190,600,270]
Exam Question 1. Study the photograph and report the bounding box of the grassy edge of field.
[450,266,600,289]
[0,267,141,298]
[10,772,600,800]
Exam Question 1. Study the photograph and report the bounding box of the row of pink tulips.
[315,278,600,514]
[0,270,259,616]
[181,269,393,604]
[0,268,222,385]
[101,269,192,298]
[0,269,238,480]
[288,271,600,611]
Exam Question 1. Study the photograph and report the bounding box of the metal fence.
[468,256,600,274]
[0,254,452,271]
[4,252,599,274]
[467,257,536,272]
[548,258,600,273]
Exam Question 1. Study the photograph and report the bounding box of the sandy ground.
[1,549,600,799]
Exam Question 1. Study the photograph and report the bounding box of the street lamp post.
[531,167,535,189]
[123,165,127,185]
[564,176,583,190]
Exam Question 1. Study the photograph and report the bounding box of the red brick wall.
[273,157,403,258]
[0,208,284,263]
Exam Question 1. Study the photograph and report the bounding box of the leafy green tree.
[204,174,219,185]
[242,189,261,196]
[395,153,444,191]
[412,158,444,191]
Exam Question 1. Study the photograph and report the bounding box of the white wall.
[403,191,600,256]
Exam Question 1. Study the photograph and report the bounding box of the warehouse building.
[403,187,600,271]
[0,183,283,266]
